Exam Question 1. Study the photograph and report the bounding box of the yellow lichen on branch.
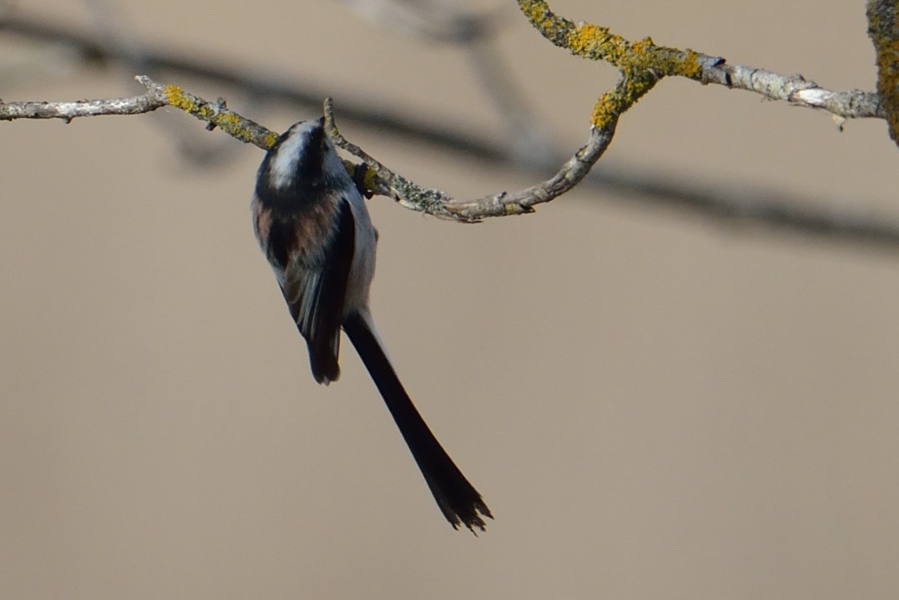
[516,0,709,128]
[162,83,278,148]
[590,76,651,128]
[517,0,702,77]
[867,0,899,144]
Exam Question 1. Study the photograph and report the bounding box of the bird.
[251,118,492,531]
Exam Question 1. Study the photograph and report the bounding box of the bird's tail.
[342,309,492,532]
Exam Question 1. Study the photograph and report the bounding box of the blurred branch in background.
[1,5,898,247]
[336,0,553,163]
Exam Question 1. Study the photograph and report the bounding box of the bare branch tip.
[322,97,343,140]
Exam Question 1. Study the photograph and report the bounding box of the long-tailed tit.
[251,118,492,531]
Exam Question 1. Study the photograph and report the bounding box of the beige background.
[2,1,898,599]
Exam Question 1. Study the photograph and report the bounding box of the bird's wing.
[277,197,356,384]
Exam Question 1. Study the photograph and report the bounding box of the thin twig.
[325,81,622,221]
[0,88,164,121]
[0,75,620,222]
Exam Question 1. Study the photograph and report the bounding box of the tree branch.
[0,75,622,222]
[517,0,884,123]
[867,0,899,142]
[0,90,163,121]
[323,84,623,221]
[2,11,898,249]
